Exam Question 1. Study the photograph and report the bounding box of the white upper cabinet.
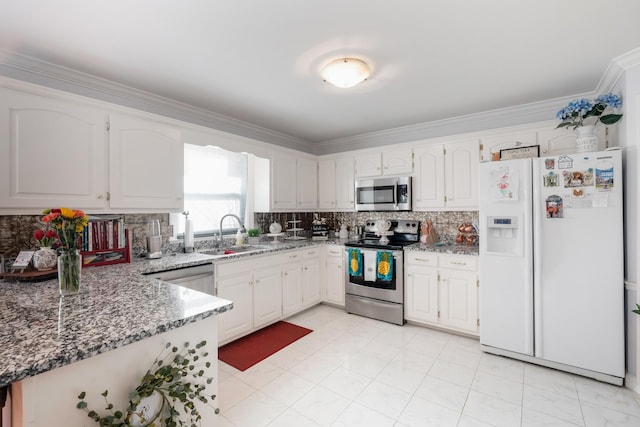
[382,148,413,175]
[318,156,355,210]
[297,157,318,210]
[109,114,183,211]
[480,129,537,162]
[0,88,108,209]
[271,152,297,209]
[318,158,337,209]
[413,144,446,209]
[335,156,355,209]
[271,152,317,211]
[0,81,184,213]
[355,148,413,177]
[444,139,479,208]
[413,139,479,210]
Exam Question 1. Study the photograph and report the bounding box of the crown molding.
[597,47,640,93]
[1,49,634,157]
[314,94,593,155]
[0,51,315,154]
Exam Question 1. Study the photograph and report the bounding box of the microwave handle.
[393,179,398,208]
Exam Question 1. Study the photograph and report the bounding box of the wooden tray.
[0,269,57,282]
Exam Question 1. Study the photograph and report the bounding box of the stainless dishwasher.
[145,263,215,295]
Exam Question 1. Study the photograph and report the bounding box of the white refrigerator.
[479,148,624,385]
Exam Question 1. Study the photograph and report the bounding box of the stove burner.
[345,219,420,250]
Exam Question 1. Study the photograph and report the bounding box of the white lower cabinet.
[216,247,324,345]
[282,251,304,317]
[216,255,283,344]
[404,252,479,336]
[302,247,322,307]
[324,245,345,306]
[282,247,323,316]
[216,261,254,343]
[253,264,283,329]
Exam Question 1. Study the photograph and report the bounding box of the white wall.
[615,63,640,391]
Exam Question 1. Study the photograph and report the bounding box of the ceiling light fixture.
[322,58,370,88]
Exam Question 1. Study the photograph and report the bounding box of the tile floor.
[215,305,640,426]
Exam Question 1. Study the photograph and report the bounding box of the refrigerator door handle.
[532,160,543,358]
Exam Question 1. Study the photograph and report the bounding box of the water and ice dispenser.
[486,216,520,255]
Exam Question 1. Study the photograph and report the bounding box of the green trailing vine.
[76,340,218,427]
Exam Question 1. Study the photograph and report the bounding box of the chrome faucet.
[218,214,246,245]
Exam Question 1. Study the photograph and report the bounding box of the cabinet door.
[217,271,253,343]
[271,152,297,209]
[282,259,304,316]
[297,157,318,210]
[413,144,445,209]
[537,127,597,155]
[0,88,108,209]
[480,130,537,162]
[253,265,282,329]
[335,156,355,210]
[404,264,439,324]
[318,159,336,209]
[444,139,479,208]
[109,114,183,210]
[439,269,478,334]
[302,250,322,307]
[355,152,382,177]
[324,247,345,306]
[382,148,413,175]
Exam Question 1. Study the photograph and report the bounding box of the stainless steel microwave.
[355,176,412,211]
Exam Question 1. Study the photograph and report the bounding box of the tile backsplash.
[253,210,478,242]
[1,210,478,266]
[0,213,171,263]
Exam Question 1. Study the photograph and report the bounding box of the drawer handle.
[451,261,467,266]
[414,258,431,262]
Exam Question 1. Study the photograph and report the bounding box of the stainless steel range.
[344,220,420,325]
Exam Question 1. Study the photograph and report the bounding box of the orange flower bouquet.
[41,208,89,295]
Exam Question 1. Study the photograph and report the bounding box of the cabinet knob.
[284,272,288,276]
[97,194,104,199]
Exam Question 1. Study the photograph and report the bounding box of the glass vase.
[58,249,82,296]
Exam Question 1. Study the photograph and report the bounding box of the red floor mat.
[218,321,313,371]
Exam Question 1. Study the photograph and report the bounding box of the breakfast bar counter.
[0,252,230,388]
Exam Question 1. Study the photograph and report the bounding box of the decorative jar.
[576,124,598,152]
[58,249,82,296]
[33,246,57,271]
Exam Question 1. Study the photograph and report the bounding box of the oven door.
[344,248,404,303]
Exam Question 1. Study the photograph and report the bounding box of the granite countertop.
[0,252,230,387]
[404,241,479,256]
[0,237,477,387]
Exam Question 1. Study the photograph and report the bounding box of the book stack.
[83,217,127,251]
[80,216,131,267]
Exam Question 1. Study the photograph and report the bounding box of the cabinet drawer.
[302,247,321,259]
[277,249,303,264]
[438,254,477,271]
[215,258,253,278]
[253,252,282,270]
[405,251,438,267]
[326,246,344,257]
